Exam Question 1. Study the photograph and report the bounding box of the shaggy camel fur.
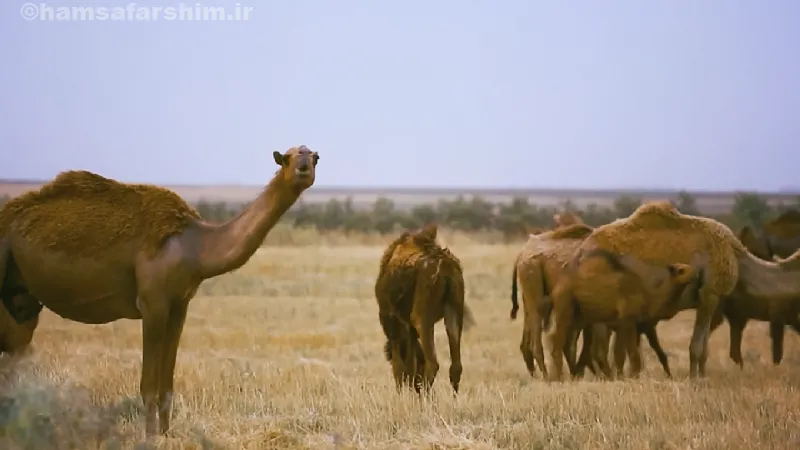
[509,221,679,380]
[546,246,702,381]
[574,201,800,379]
[375,223,474,395]
[0,146,319,438]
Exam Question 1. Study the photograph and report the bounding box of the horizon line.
[1,177,799,197]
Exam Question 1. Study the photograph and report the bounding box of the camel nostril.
[295,164,311,174]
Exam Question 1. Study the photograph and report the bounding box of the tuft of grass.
[2,238,799,449]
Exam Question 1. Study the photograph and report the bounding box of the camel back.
[517,224,594,265]
[583,201,742,296]
[0,170,201,258]
[549,223,594,240]
[764,210,800,238]
[376,229,463,314]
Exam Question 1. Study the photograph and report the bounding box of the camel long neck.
[198,175,300,279]
[737,250,800,299]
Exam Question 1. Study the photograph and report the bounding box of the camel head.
[664,262,706,313]
[667,263,695,285]
[554,212,583,228]
[738,226,773,261]
[272,145,319,191]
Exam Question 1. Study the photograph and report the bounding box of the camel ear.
[313,152,319,165]
[668,263,694,284]
[553,214,561,225]
[273,151,284,166]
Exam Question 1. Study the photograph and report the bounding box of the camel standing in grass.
[566,201,800,380]
[0,145,319,438]
[510,219,681,380]
[509,223,596,379]
[546,246,703,381]
[708,214,800,368]
[375,223,474,395]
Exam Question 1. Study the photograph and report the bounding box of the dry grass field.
[1,234,800,449]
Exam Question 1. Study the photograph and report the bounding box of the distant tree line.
[1,191,798,240]
[192,190,800,240]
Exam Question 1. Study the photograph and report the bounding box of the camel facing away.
[546,246,703,381]
[375,223,474,395]
[0,145,319,438]
[574,201,800,379]
[509,221,679,380]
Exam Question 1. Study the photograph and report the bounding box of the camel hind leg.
[519,261,548,378]
[443,302,464,394]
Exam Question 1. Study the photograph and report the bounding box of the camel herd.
[0,146,799,440]
[378,203,800,392]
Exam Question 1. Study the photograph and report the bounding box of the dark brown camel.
[0,145,319,438]
[709,217,800,368]
[738,210,800,261]
[375,223,474,395]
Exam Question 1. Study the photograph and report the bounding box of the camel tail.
[462,304,476,331]
[443,275,474,333]
[510,264,519,320]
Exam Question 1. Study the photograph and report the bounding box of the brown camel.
[707,219,800,368]
[0,145,319,438]
[509,219,679,380]
[375,223,474,395]
[509,223,595,379]
[572,201,800,380]
[546,246,704,381]
[738,210,800,261]
[553,211,584,227]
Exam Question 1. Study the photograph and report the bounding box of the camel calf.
[547,248,703,382]
[375,223,474,395]
[510,222,678,380]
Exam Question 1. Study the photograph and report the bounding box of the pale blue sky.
[1,0,798,191]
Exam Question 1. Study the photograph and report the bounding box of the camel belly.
[10,240,142,324]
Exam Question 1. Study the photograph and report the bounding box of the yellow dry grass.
[2,239,800,449]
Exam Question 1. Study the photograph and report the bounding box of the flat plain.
[1,238,799,449]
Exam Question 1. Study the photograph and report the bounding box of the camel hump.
[549,223,594,240]
[0,169,200,258]
[631,200,680,218]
